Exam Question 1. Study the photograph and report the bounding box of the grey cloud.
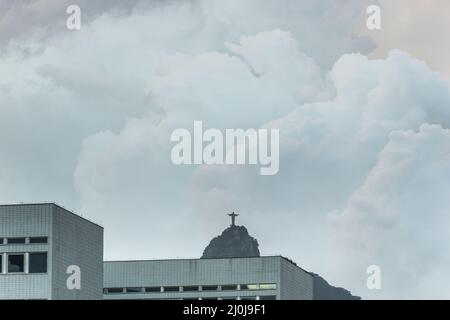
[2,0,448,299]
[0,0,163,45]
[330,124,450,299]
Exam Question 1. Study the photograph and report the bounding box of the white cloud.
[192,49,450,219]
[73,29,328,259]
[187,50,450,298]
[329,124,450,299]
[2,0,450,299]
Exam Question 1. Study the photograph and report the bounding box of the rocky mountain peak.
[201,225,260,259]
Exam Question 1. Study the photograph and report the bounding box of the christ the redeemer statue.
[228,212,239,227]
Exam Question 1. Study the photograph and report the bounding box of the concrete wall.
[104,256,281,300]
[0,204,52,299]
[280,258,314,300]
[51,205,103,299]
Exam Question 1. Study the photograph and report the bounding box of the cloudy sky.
[1,0,450,299]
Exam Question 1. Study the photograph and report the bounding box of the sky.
[1,0,450,299]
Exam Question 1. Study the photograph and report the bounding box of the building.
[0,203,356,300]
[103,256,314,300]
[0,203,103,300]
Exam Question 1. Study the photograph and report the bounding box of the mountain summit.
[201,225,260,259]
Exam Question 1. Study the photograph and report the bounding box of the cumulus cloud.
[329,124,450,299]
[74,43,450,300]
[0,0,150,45]
[189,51,450,293]
[1,0,450,299]
[74,29,329,259]
[0,0,372,256]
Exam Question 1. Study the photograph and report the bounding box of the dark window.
[126,287,142,293]
[7,238,26,244]
[29,237,48,244]
[202,285,218,291]
[222,284,238,291]
[183,286,199,292]
[106,288,124,294]
[0,254,2,272]
[202,297,218,300]
[259,295,277,300]
[8,254,24,273]
[240,296,257,300]
[221,296,237,300]
[29,252,47,273]
[145,287,161,293]
[163,286,180,292]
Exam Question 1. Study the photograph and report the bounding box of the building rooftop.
[104,255,313,276]
[0,202,103,229]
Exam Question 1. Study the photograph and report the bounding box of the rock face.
[311,273,360,300]
[201,225,260,259]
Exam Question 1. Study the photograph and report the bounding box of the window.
[259,295,277,300]
[259,283,277,290]
[0,254,2,273]
[202,285,218,291]
[8,254,24,273]
[29,252,47,273]
[145,287,161,293]
[126,287,142,293]
[7,238,26,244]
[183,286,199,292]
[105,288,124,294]
[221,284,238,291]
[163,286,180,292]
[240,296,257,300]
[29,237,48,244]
